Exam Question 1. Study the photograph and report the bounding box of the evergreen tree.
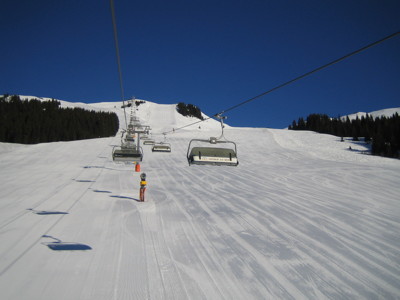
[176,102,204,120]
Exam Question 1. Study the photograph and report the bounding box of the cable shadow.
[42,235,92,251]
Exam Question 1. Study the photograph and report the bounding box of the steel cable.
[110,0,128,128]
[163,30,400,135]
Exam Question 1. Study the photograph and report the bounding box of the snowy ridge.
[125,100,223,134]
[342,107,400,121]
[17,95,223,134]
[0,97,400,299]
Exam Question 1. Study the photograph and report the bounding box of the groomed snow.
[0,98,399,299]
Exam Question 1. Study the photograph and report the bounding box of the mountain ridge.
[7,94,400,130]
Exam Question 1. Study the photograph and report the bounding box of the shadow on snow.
[109,195,140,202]
[41,235,92,251]
[27,209,69,215]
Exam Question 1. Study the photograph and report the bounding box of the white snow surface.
[1,98,400,299]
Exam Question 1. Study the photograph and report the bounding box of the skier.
[139,173,147,202]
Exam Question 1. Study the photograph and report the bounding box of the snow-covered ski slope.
[1,99,400,299]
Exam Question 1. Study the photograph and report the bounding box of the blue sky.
[1,0,399,128]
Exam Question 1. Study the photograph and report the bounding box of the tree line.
[0,95,119,144]
[176,102,204,120]
[121,99,145,108]
[289,113,400,158]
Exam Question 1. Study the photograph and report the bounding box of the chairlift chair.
[112,137,143,162]
[186,114,238,166]
[187,138,238,166]
[130,115,140,123]
[143,139,155,145]
[112,145,143,162]
[132,125,150,134]
[152,133,171,152]
[152,142,171,152]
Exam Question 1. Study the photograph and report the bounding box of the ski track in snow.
[0,100,400,299]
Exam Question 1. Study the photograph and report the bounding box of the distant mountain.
[341,107,400,121]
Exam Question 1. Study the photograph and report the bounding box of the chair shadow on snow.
[74,179,95,183]
[346,147,370,155]
[83,165,104,169]
[27,209,69,215]
[42,235,92,251]
[110,195,140,202]
[92,189,112,193]
[344,139,372,155]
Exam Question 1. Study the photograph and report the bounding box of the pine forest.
[289,113,400,158]
[0,95,119,144]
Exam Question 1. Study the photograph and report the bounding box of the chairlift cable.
[163,30,400,135]
[110,0,128,128]
[219,30,400,116]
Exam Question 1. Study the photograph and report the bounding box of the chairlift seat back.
[188,147,238,166]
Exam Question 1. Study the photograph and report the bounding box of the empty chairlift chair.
[143,139,155,145]
[187,137,238,166]
[152,142,171,152]
[112,146,143,162]
[112,134,143,162]
[152,133,171,152]
[186,114,238,166]
[133,125,150,135]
